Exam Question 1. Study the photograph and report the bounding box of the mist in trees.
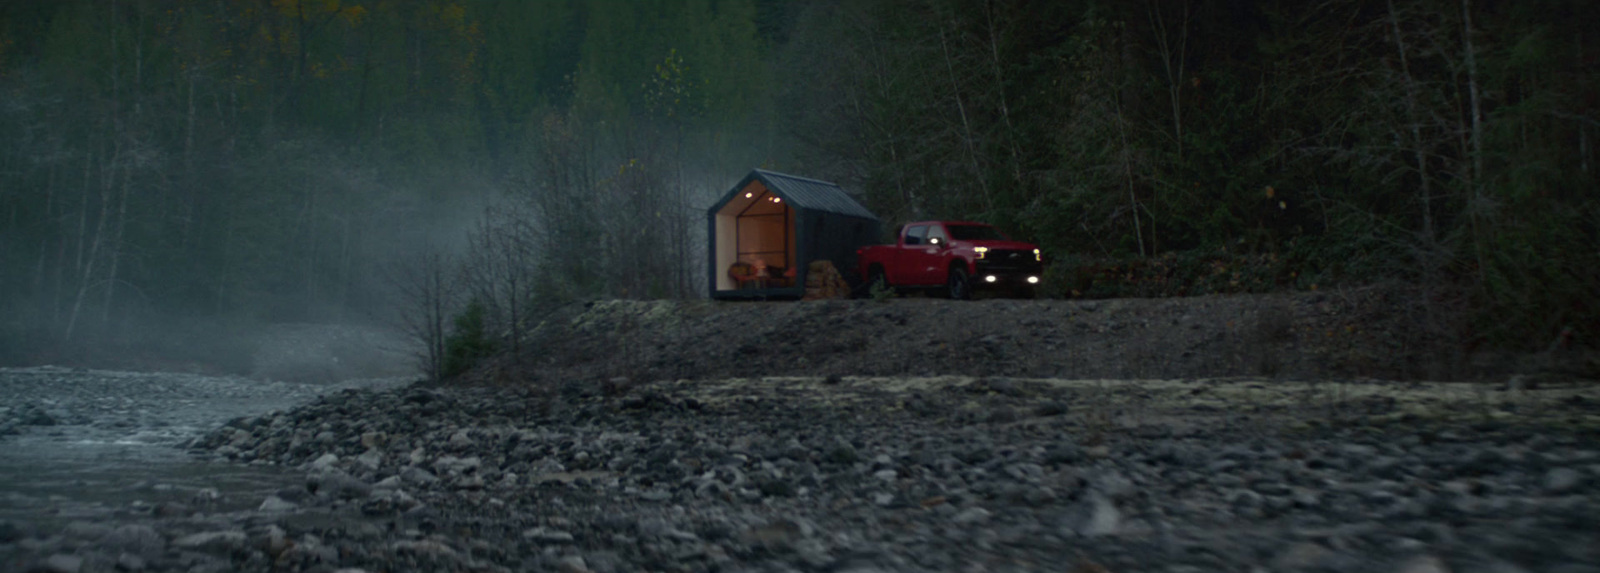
[0,0,1593,374]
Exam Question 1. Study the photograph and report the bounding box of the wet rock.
[115,552,147,572]
[1063,493,1120,537]
[952,507,992,524]
[453,474,486,490]
[523,526,576,543]
[36,554,83,573]
[192,487,222,505]
[99,524,164,560]
[171,530,247,554]
[401,466,439,485]
[259,495,299,512]
[1543,467,1585,494]
[355,449,383,471]
[151,502,192,518]
[434,455,481,475]
[308,469,371,499]
[60,521,110,542]
[254,525,290,558]
[557,555,594,573]
[308,452,339,471]
[826,444,860,465]
[449,429,474,449]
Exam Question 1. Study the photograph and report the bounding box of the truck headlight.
[1033,248,1041,262]
[974,247,988,259]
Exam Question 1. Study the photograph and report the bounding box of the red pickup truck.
[856,221,1043,299]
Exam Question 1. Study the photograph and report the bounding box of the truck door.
[901,224,930,285]
[924,224,951,283]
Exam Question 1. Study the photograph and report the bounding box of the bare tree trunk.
[65,147,118,343]
[939,24,993,213]
[1387,0,1434,243]
[1460,0,1488,284]
[1149,0,1189,160]
[101,160,131,328]
[982,1,1024,186]
[1114,95,1146,257]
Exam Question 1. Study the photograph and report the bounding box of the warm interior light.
[745,192,752,198]
[773,197,781,203]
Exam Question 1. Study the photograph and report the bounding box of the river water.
[0,367,409,530]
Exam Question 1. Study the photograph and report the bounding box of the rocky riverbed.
[0,366,409,573]
[8,372,1597,572]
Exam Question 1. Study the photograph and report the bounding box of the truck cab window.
[905,225,928,246]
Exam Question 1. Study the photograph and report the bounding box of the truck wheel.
[867,267,889,295]
[946,267,971,300]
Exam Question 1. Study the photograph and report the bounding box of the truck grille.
[977,250,1040,272]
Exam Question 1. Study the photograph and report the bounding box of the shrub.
[443,298,498,379]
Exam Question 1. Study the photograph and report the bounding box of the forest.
[0,0,1594,371]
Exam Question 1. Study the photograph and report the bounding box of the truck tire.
[946,267,971,300]
[867,266,889,296]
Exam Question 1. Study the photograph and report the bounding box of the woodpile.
[802,260,851,300]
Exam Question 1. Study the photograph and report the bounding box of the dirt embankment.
[485,287,1586,387]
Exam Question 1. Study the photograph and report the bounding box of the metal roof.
[743,169,878,220]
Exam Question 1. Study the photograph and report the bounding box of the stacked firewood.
[802,260,851,300]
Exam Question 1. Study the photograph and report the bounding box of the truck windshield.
[947,225,1006,241]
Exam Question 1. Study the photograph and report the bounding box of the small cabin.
[707,169,880,299]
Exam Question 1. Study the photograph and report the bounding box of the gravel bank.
[10,375,1596,572]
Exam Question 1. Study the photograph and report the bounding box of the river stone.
[557,555,593,573]
[309,469,371,499]
[401,466,439,484]
[523,526,576,543]
[37,554,83,573]
[100,524,164,559]
[308,452,339,471]
[952,507,992,524]
[60,521,110,541]
[1064,493,1121,537]
[259,495,299,512]
[172,530,247,554]
[356,449,383,471]
[1543,467,1584,494]
[115,552,147,572]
